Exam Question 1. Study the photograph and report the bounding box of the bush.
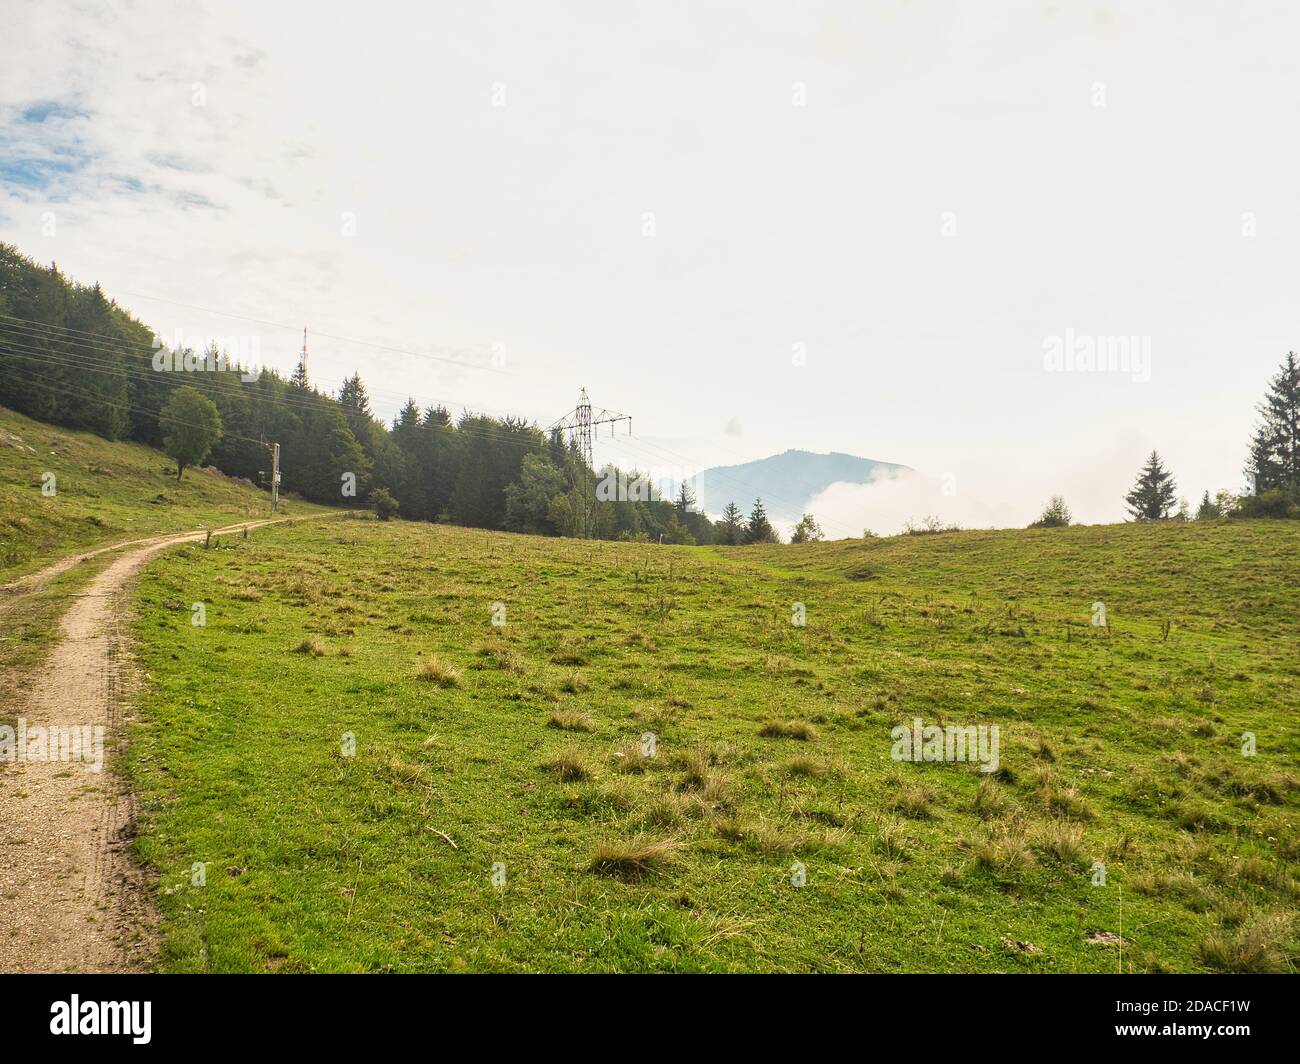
[1029,496,1071,528]
[370,487,399,521]
[1234,489,1297,519]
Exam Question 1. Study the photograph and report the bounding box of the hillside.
[0,404,324,582]
[126,517,1299,972]
[689,449,912,520]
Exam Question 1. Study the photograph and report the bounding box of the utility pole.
[270,441,281,513]
[261,436,282,512]
[549,388,633,538]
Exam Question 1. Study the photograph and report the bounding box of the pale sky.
[2,0,1296,536]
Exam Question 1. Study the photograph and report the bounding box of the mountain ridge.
[687,448,912,521]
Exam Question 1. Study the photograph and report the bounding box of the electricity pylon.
[549,388,632,537]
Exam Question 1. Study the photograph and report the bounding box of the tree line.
[1029,351,1300,527]
[0,246,790,544]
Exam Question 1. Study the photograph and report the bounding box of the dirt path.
[0,515,333,972]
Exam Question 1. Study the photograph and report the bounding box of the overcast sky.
[2,0,1296,535]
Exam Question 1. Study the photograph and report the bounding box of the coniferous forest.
[0,244,725,543]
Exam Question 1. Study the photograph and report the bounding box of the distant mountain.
[688,450,912,522]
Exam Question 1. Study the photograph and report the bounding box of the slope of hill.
[126,517,1299,972]
[688,449,911,519]
[0,405,323,582]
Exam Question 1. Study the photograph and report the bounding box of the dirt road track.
[0,515,335,972]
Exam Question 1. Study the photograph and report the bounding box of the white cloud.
[0,0,1290,528]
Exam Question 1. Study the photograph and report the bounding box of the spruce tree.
[716,501,743,545]
[1245,351,1300,496]
[675,480,697,515]
[1124,451,1177,521]
[744,498,777,544]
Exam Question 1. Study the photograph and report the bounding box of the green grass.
[0,554,113,680]
[126,517,1300,972]
[0,404,327,582]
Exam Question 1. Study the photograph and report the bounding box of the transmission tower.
[291,327,309,387]
[549,387,632,470]
[548,388,633,538]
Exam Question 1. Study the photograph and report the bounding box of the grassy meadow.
[125,516,1299,972]
[0,405,324,583]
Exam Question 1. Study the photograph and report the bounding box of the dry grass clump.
[974,819,1036,876]
[783,755,826,778]
[1198,916,1290,974]
[1131,868,1200,899]
[1033,819,1086,866]
[890,784,936,820]
[873,817,910,861]
[1171,799,1219,832]
[636,794,690,829]
[674,748,715,791]
[542,747,593,782]
[546,710,594,732]
[589,835,681,880]
[385,756,426,785]
[292,637,327,657]
[758,718,817,741]
[417,656,461,687]
[973,777,1007,820]
[1034,767,1094,820]
[477,643,525,674]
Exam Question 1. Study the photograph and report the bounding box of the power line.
[0,315,556,429]
[103,287,530,380]
[0,335,570,454]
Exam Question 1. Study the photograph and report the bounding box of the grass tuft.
[758,718,818,741]
[589,835,681,880]
[417,656,461,687]
[546,710,594,732]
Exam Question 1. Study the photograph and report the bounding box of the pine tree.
[1124,451,1177,521]
[1195,490,1220,519]
[715,501,743,545]
[744,498,777,544]
[1245,351,1300,496]
[338,373,374,450]
[675,480,697,515]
